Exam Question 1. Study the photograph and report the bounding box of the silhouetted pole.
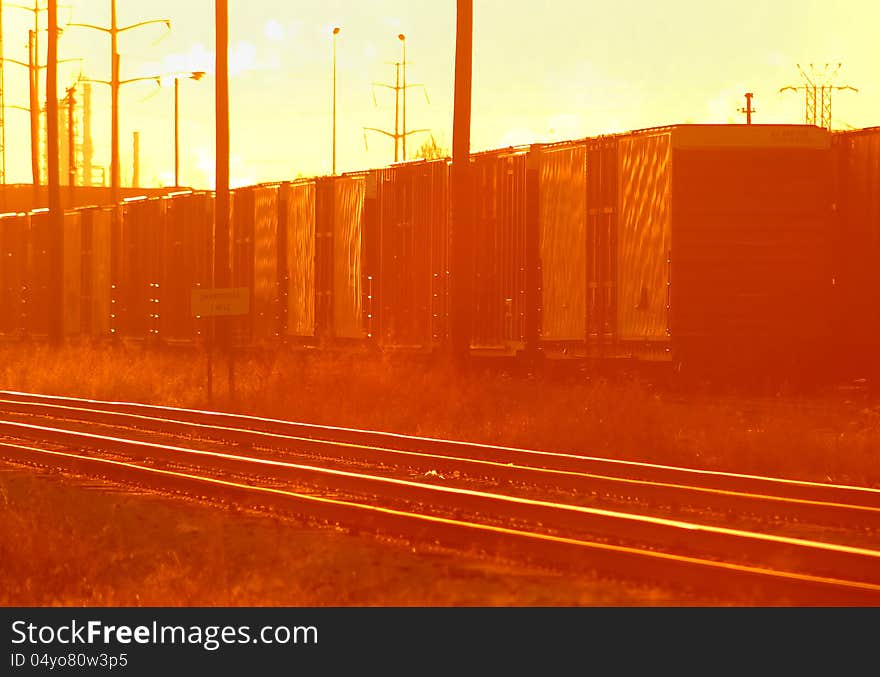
[215,1,230,290]
[28,30,39,204]
[399,33,406,160]
[110,0,119,205]
[132,131,139,187]
[740,92,755,124]
[450,0,473,360]
[332,26,340,175]
[215,0,233,400]
[47,0,61,343]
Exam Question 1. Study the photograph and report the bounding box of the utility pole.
[131,130,139,187]
[64,83,75,203]
[364,36,429,163]
[68,1,170,205]
[47,0,61,343]
[332,26,340,175]
[0,0,6,187]
[450,0,473,360]
[216,0,233,401]
[28,30,39,200]
[739,92,755,124]
[780,63,858,129]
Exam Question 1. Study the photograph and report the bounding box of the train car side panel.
[617,132,672,349]
[284,181,317,338]
[536,144,587,343]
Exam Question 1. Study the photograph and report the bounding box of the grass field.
[1,342,877,486]
[1,342,877,606]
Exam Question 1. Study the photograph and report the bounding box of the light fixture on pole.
[167,70,205,188]
[332,26,341,175]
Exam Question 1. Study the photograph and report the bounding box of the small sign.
[191,287,250,317]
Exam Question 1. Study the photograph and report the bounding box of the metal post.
[400,34,406,161]
[28,31,39,204]
[174,76,179,186]
[394,62,400,162]
[111,0,119,202]
[451,0,473,360]
[67,85,75,205]
[332,27,340,175]
[215,0,233,400]
[47,0,61,343]
[132,130,139,187]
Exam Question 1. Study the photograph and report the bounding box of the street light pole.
[110,0,119,205]
[169,70,204,188]
[174,75,179,186]
[332,26,340,175]
[399,33,406,161]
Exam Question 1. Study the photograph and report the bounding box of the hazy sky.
[3,1,878,188]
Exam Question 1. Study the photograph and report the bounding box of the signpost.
[191,287,249,403]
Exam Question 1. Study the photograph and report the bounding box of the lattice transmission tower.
[780,63,858,129]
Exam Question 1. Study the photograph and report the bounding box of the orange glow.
[1,0,877,187]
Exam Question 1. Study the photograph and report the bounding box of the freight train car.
[279,179,317,341]
[375,160,448,350]
[230,183,282,343]
[831,127,880,376]
[469,147,534,355]
[0,212,27,335]
[159,191,213,341]
[115,197,164,338]
[314,172,373,343]
[532,124,834,371]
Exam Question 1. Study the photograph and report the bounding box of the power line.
[780,63,858,129]
[363,35,429,163]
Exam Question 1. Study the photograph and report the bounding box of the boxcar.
[279,180,317,340]
[0,212,27,335]
[375,160,447,350]
[79,206,113,337]
[831,127,880,376]
[160,191,213,342]
[116,197,164,338]
[315,173,372,342]
[469,148,533,355]
[231,183,281,343]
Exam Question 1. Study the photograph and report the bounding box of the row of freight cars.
[1,123,878,374]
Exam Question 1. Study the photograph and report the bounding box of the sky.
[2,0,878,188]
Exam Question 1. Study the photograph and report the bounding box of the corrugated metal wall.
[673,146,832,345]
[617,132,672,345]
[537,144,587,342]
[81,207,112,336]
[0,214,26,333]
[253,185,280,340]
[25,211,50,335]
[332,176,366,339]
[586,137,618,345]
[376,161,448,350]
[832,127,880,371]
[160,192,212,341]
[62,211,82,336]
[471,151,529,352]
[282,181,316,338]
[118,199,163,337]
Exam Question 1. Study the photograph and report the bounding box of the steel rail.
[2,391,879,503]
[0,393,878,518]
[1,439,879,605]
[1,418,879,588]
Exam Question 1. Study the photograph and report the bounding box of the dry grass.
[0,469,683,606]
[0,341,877,487]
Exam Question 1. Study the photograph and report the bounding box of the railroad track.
[1,390,879,604]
